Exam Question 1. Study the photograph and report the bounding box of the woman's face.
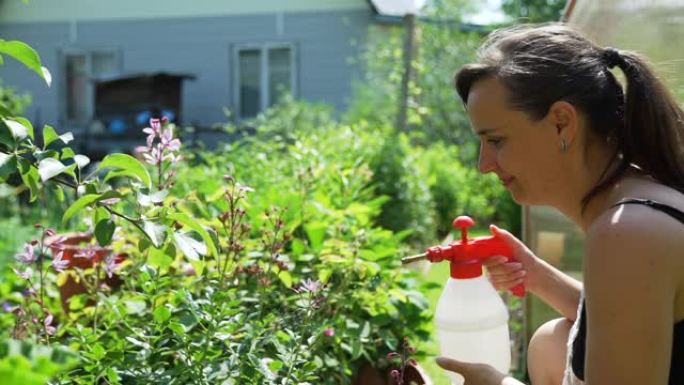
[466,77,568,205]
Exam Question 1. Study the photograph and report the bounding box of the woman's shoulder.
[585,178,684,277]
[584,178,684,323]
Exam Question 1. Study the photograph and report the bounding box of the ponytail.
[582,49,684,209]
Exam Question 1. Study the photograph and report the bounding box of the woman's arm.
[583,205,678,385]
[486,225,583,321]
[528,259,583,321]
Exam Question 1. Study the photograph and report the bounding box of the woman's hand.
[435,357,523,385]
[482,224,545,295]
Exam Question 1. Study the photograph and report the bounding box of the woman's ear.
[547,100,578,144]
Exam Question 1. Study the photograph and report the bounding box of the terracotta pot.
[47,232,125,312]
[352,361,433,385]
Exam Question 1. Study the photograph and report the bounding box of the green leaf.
[318,268,333,284]
[106,367,120,383]
[0,152,16,181]
[0,40,48,83]
[268,360,284,372]
[58,132,73,144]
[173,231,206,261]
[12,117,34,140]
[2,118,29,141]
[37,157,67,182]
[42,125,71,148]
[137,190,168,207]
[148,247,173,270]
[18,159,40,202]
[63,194,100,223]
[93,206,110,225]
[143,221,166,248]
[68,294,87,311]
[124,300,146,315]
[167,212,218,258]
[90,344,106,361]
[304,221,327,253]
[291,238,305,255]
[277,270,293,288]
[73,154,90,169]
[0,121,15,148]
[168,322,185,336]
[42,125,59,148]
[62,191,121,224]
[41,66,52,88]
[153,306,171,324]
[94,219,116,247]
[98,154,151,189]
[60,147,75,160]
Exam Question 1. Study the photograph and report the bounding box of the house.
[0,0,394,153]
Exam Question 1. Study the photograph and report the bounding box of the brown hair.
[455,24,684,212]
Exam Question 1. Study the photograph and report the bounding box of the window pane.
[239,49,261,118]
[268,47,292,107]
[66,54,88,121]
[92,52,117,77]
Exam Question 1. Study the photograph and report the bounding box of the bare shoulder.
[584,194,684,312]
[586,197,684,267]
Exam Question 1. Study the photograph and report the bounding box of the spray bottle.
[402,216,525,385]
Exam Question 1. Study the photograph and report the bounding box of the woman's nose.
[478,142,497,174]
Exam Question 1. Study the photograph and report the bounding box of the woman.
[436,24,684,385]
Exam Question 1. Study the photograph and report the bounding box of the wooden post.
[397,13,416,133]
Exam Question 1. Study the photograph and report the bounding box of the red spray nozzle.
[405,216,525,298]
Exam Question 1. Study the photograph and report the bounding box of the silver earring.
[560,139,568,152]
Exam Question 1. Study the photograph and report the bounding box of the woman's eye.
[487,138,503,147]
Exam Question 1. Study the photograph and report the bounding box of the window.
[64,50,120,123]
[235,44,295,119]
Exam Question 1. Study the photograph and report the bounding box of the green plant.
[369,132,435,244]
[0,40,434,385]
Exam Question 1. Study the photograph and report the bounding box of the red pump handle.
[426,216,526,298]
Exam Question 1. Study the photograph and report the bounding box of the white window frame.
[60,47,122,127]
[232,43,297,121]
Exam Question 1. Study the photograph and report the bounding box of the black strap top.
[570,198,684,384]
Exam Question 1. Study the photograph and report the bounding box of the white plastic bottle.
[434,275,511,385]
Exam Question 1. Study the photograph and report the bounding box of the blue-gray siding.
[0,9,371,133]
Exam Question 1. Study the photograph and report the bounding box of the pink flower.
[143,118,162,147]
[296,278,322,294]
[150,118,161,131]
[14,267,33,280]
[323,328,335,337]
[160,126,182,153]
[75,246,97,260]
[51,251,69,272]
[100,197,121,205]
[44,314,56,335]
[16,243,36,264]
[103,254,120,278]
